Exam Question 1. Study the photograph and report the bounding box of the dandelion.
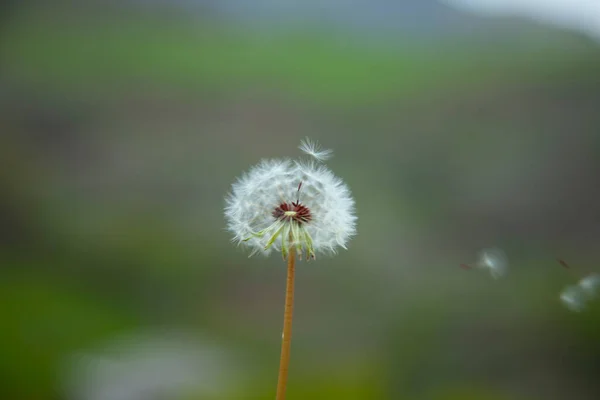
[298,137,333,162]
[461,247,508,279]
[224,139,356,400]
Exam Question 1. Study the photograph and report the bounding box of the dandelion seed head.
[225,155,356,259]
[298,137,333,162]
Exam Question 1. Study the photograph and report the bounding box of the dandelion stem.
[276,247,295,400]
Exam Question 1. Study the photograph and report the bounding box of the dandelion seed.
[462,247,508,279]
[478,248,508,279]
[578,273,600,299]
[558,264,600,312]
[560,285,587,312]
[298,137,333,162]
[224,139,356,400]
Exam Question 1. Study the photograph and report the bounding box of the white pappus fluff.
[225,154,356,259]
[461,247,508,279]
[559,273,600,312]
[560,285,587,312]
[579,273,600,297]
[298,137,333,162]
[474,247,508,279]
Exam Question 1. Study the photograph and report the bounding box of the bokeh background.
[2,1,600,399]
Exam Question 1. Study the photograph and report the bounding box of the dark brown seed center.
[272,201,312,224]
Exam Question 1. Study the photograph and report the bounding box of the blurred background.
[2,1,600,399]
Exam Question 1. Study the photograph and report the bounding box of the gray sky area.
[123,0,600,42]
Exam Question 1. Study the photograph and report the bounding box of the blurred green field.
[2,9,600,106]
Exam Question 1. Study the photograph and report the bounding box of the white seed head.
[225,155,356,259]
[560,285,587,312]
[476,247,508,279]
[298,137,333,162]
